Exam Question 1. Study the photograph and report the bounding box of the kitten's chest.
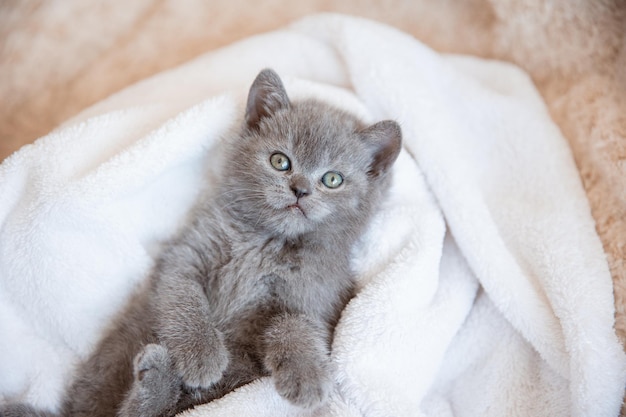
[208,236,329,313]
[209,237,302,305]
[257,237,304,275]
[230,237,307,291]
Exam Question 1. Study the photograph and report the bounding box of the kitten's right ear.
[359,120,402,178]
[245,69,291,130]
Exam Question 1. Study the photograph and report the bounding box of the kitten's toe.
[273,359,332,409]
[134,343,172,381]
[133,344,181,398]
[119,344,181,417]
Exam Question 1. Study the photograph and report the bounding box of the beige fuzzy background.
[1,0,625,412]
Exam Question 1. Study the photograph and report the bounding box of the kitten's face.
[220,69,401,239]
[227,101,373,237]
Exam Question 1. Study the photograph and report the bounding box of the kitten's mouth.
[287,204,306,217]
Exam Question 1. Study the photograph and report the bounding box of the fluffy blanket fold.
[0,14,624,417]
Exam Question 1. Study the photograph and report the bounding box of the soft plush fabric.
[0,15,623,417]
[2,1,625,354]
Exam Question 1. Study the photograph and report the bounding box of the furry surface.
[0,13,624,417]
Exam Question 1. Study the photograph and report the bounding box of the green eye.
[322,171,343,188]
[270,153,290,171]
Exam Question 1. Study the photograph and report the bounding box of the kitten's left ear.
[359,120,402,178]
[245,68,291,130]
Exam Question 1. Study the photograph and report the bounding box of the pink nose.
[290,176,311,199]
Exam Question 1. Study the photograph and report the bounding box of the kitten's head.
[220,69,401,240]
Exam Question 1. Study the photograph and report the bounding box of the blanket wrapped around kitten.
[2,69,401,417]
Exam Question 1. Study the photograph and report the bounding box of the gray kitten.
[1,69,401,417]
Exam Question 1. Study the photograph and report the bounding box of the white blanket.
[0,14,624,417]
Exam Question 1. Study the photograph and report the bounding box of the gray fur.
[1,69,401,417]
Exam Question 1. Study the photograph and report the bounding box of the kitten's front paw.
[272,358,333,409]
[169,327,230,389]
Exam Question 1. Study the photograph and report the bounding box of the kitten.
[1,68,401,417]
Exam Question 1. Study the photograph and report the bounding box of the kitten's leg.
[154,274,229,389]
[263,313,333,409]
[117,344,181,417]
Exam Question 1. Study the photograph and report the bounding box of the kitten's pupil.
[270,153,291,171]
[322,171,343,189]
